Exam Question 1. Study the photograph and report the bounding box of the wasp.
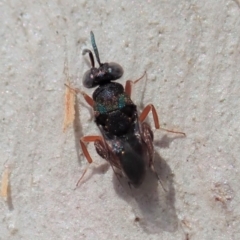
[75,32,185,188]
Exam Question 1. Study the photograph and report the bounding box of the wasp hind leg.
[78,135,123,186]
[140,121,168,190]
[76,135,103,186]
[140,104,184,191]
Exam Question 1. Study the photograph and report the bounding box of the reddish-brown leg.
[94,140,123,186]
[77,135,122,186]
[141,122,154,165]
[64,84,94,107]
[141,121,167,191]
[139,104,185,136]
[125,72,146,97]
[76,135,103,186]
[94,140,121,169]
[80,136,103,163]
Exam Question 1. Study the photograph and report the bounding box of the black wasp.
[75,31,185,188]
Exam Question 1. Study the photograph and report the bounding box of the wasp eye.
[83,68,98,88]
[107,62,123,80]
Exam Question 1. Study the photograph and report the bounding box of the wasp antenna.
[90,31,102,66]
[82,49,95,68]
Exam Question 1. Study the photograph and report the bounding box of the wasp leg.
[79,91,94,107]
[64,84,94,107]
[141,122,154,165]
[95,140,123,181]
[94,139,124,184]
[139,104,185,136]
[80,136,103,163]
[125,71,147,97]
[141,121,167,191]
[94,140,121,170]
[94,140,108,161]
[76,135,102,186]
[78,136,122,186]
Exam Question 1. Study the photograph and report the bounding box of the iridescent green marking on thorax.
[118,94,125,108]
[94,93,133,114]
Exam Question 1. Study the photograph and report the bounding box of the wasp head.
[82,31,123,88]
